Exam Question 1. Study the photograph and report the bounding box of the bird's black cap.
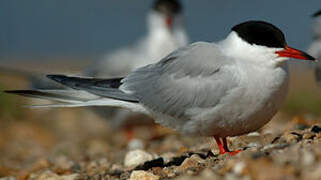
[232,21,286,48]
[312,9,321,18]
[153,0,182,16]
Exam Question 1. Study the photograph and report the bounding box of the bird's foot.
[227,149,242,156]
[214,136,242,156]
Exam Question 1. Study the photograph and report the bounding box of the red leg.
[214,137,226,154]
[124,127,135,142]
[222,137,242,156]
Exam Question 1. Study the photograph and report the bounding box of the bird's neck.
[146,11,187,44]
[145,12,188,60]
[218,32,285,68]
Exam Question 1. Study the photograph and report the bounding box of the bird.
[307,9,321,85]
[87,0,188,78]
[86,0,189,131]
[5,20,316,155]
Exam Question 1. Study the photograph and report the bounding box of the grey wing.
[121,42,239,120]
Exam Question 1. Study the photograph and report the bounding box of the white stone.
[232,161,246,175]
[130,170,160,180]
[124,150,154,167]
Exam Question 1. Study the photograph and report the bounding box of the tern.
[308,9,321,85]
[5,21,316,155]
[88,0,188,77]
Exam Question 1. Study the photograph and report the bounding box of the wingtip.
[3,90,19,94]
[3,90,32,95]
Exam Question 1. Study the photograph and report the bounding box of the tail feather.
[5,89,99,103]
[46,74,139,102]
[5,89,144,111]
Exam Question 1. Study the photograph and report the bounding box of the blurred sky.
[0,0,320,62]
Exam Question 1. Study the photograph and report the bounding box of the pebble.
[124,150,154,167]
[52,155,75,170]
[175,168,221,180]
[29,170,79,180]
[0,177,16,180]
[311,125,321,133]
[178,154,204,171]
[129,170,160,180]
[283,132,301,144]
[232,161,246,175]
[303,132,315,139]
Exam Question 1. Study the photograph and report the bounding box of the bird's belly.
[180,66,289,137]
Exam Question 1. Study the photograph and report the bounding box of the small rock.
[52,155,75,170]
[130,170,160,180]
[311,125,321,133]
[29,170,79,180]
[303,132,315,139]
[284,132,301,144]
[0,177,16,180]
[232,161,246,175]
[178,154,204,171]
[124,150,154,167]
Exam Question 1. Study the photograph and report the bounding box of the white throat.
[144,11,188,61]
[218,32,287,67]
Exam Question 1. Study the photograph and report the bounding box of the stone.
[124,150,154,167]
[232,161,246,175]
[0,177,16,180]
[29,170,79,180]
[311,125,321,133]
[178,154,204,171]
[303,132,315,139]
[129,170,160,180]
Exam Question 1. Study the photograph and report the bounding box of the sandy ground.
[0,63,320,179]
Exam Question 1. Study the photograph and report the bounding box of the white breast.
[179,63,289,137]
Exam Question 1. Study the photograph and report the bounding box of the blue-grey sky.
[0,0,320,61]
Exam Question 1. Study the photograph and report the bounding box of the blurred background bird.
[87,0,188,78]
[85,0,189,142]
[0,0,189,145]
[307,9,321,85]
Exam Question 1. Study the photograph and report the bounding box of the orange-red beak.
[276,46,316,61]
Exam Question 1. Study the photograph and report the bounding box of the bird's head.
[151,0,182,30]
[223,21,316,65]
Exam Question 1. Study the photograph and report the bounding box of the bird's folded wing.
[121,42,240,119]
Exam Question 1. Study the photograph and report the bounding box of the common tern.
[88,0,188,77]
[308,9,321,85]
[5,21,315,155]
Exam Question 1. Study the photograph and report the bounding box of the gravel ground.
[0,69,321,180]
[0,107,321,180]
